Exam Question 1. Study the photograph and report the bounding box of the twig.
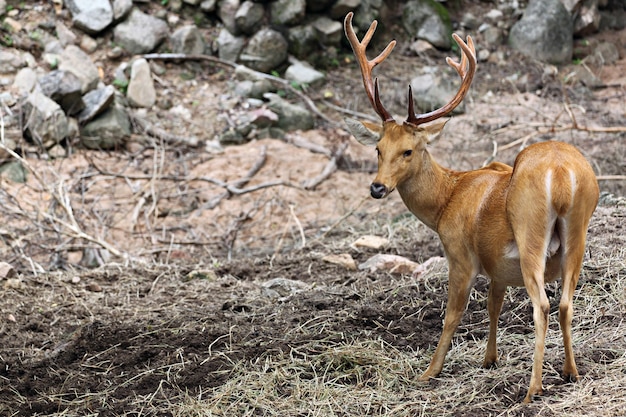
[302,142,349,190]
[0,108,128,262]
[129,112,200,147]
[282,133,332,156]
[142,53,338,126]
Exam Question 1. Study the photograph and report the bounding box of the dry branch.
[0,108,128,263]
[129,112,200,147]
[302,141,349,190]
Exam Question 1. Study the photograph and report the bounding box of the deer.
[342,12,599,403]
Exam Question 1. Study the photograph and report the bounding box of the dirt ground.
[1,2,625,416]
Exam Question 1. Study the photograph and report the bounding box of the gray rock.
[127,58,156,108]
[586,42,620,66]
[287,24,317,58]
[22,89,69,147]
[0,49,26,73]
[12,67,38,95]
[509,0,573,64]
[409,66,466,115]
[284,61,325,87]
[216,28,244,63]
[402,0,452,50]
[0,162,27,183]
[0,0,6,17]
[80,105,131,149]
[170,25,206,55]
[77,85,116,124]
[218,0,241,35]
[65,0,114,34]
[200,0,217,12]
[312,17,343,46]
[55,21,77,47]
[38,70,85,115]
[235,1,264,35]
[271,0,306,26]
[233,79,274,99]
[330,0,361,20]
[264,93,314,131]
[58,45,100,93]
[113,8,169,54]
[241,28,288,73]
[574,0,601,36]
[112,0,133,21]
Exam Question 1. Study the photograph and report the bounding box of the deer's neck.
[396,150,457,231]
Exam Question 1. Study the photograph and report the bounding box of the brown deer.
[343,12,599,403]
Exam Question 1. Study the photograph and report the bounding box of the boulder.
[65,0,113,33]
[509,0,573,64]
[113,8,169,54]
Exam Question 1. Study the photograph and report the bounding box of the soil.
[0,1,625,416]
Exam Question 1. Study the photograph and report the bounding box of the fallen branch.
[302,141,349,190]
[0,108,128,262]
[142,52,338,127]
[129,112,200,147]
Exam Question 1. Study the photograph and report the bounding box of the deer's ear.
[423,119,449,144]
[345,118,382,146]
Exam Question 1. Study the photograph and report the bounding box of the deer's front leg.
[420,259,477,381]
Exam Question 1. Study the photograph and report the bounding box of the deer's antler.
[344,12,396,123]
[406,34,476,126]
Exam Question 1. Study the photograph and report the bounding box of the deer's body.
[343,12,599,403]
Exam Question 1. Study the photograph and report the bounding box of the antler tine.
[344,12,396,123]
[406,34,477,127]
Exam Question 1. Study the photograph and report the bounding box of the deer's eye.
[403,150,413,158]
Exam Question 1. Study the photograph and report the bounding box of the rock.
[80,105,131,149]
[38,70,85,116]
[233,79,274,99]
[65,0,114,34]
[170,25,206,55]
[330,0,361,20]
[127,58,156,108]
[358,254,421,275]
[0,162,27,183]
[80,35,98,53]
[402,0,452,50]
[112,0,133,21]
[264,93,314,131]
[312,16,343,46]
[287,24,317,58]
[200,0,217,12]
[0,262,16,280]
[575,0,601,35]
[461,12,480,30]
[216,28,245,62]
[22,89,69,147]
[284,61,326,87]
[351,235,389,250]
[58,45,100,94]
[235,1,264,35]
[509,0,573,64]
[241,28,288,73]
[322,253,358,271]
[0,49,26,73]
[113,8,169,54]
[271,0,306,26]
[55,21,77,47]
[77,85,116,124]
[12,67,38,95]
[409,66,466,115]
[585,42,620,66]
[218,0,240,35]
[262,277,310,299]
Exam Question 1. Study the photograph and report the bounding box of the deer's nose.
[370,183,387,199]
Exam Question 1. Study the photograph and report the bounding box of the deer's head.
[343,12,476,199]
